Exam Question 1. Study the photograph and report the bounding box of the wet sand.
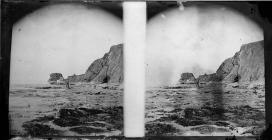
[9,83,123,137]
[145,82,265,136]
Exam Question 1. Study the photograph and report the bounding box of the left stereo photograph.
[9,1,124,137]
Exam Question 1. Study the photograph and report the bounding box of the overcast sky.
[10,4,123,84]
[146,5,263,87]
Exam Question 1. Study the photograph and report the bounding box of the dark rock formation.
[22,123,60,136]
[52,106,123,130]
[238,41,264,82]
[23,106,123,136]
[69,126,106,134]
[146,123,179,135]
[192,40,264,84]
[48,73,64,85]
[216,40,264,83]
[216,53,239,81]
[67,74,85,82]
[197,73,221,83]
[85,44,123,83]
[179,73,196,84]
[66,44,123,84]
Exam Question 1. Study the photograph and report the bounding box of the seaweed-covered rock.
[184,106,225,121]
[191,125,229,134]
[146,123,178,135]
[22,122,60,136]
[53,108,105,127]
[69,126,106,134]
[176,118,207,126]
[51,106,123,130]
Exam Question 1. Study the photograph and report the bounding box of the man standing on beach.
[65,79,71,89]
[196,78,200,88]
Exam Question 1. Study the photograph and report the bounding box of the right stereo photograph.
[145,2,265,136]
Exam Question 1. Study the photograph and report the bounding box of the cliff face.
[180,40,264,85]
[88,44,123,83]
[216,40,264,83]
[67,44,123,84]
[179,73,196,84]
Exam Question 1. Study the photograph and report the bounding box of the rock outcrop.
[216,40,264,83]
[48,73,64,85]
[197,73,221,83]
[185,40,264,85]
[179,73,196,84]
[67,74,85,83]
[216,52,240,82]
[66,44,123,84]
[85,44,123,83]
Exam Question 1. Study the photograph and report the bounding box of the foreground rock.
[22,123,60,136]
[147,102,265,136]
[22,106,123,136]
[179,73,196,84]
[146,123,178,136]
[69,126,107,135]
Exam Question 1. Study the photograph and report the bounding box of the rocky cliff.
[216,40,264,83]
[179,73,196,84]
[86,44,123,83]
[67,44,123,84]
[180,40,264,85]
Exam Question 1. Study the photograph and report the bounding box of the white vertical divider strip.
[123,2,146,137]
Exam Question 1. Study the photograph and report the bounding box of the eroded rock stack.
[48,73,64,85]
[179,73,196,84]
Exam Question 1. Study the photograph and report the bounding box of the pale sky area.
[10,4,123,84]
[146,5,263,87]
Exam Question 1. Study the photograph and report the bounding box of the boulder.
[179,73,196,84]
